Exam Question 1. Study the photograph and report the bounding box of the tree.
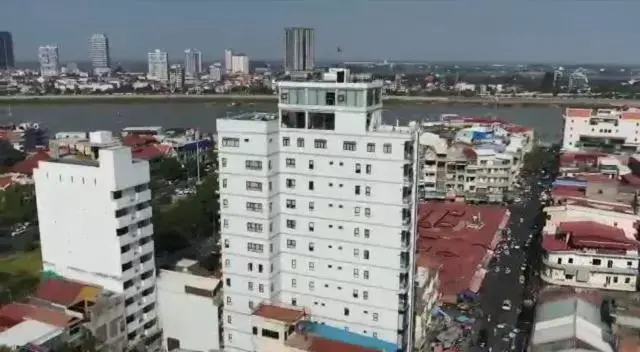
[150,158,183,182]
[0,140,25,167]
[0,184,37,227]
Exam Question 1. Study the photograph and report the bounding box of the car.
[502,299,512,311]
[519,275,525,284]
[495,266,501,273]
[505,268,511,274]
[514,245,521,249]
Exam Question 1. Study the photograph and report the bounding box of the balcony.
[542,257,637,276]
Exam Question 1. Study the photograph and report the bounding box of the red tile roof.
[622,111,640,120]
[131,145,165,160]
[252,304,305,324]
[416,203,510,303]
[309,337,382,352]
[11,150,51,175]
[0,303,77,327]
[564,108,592,118]
[543,221,639,253]
[122,135,157,148]
[33,278,86,307]
[559,151,606,167]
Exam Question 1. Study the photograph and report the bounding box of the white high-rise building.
[147,49,169,83]
[224,49,233,74]
[38,45,60,77]
[89,33,111,76]
[33,132,159,349]
[209,64,222,82]
[217,68,418,352]
[284,27,315,72]
[170,64,185,89]
[231,53,249,74]
[184,49,202,78]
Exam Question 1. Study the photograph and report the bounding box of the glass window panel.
[354,91,364,107]
[337,90,347,106]
[307,89,317,105]
[346,90,357,107]
[316,90,326,106]
[296,89,306,105]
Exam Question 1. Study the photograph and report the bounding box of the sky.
[2,0,639,64]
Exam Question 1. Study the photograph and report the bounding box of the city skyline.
[2,0,640,64]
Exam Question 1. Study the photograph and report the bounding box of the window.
[355,185,361,195]
[354,248,360,257]
[309,281,315,290]
[383,143,392,153]
[262,328,280,340]
[309,222,315,231]
[222,199,229,208]
[367,143,375,152]
[364,270,369,279]
[309,262,315,270]
[287,239,296,249]
[286,220,297,229]
[308,181,315,190]
[245,160,263,170]
[248,263,253,271]
[286,199,296,209]
[226,296,232,305]
[364,250,370,260]
[246,202,263,212]
[354,228,360,237]
[286,178,296,189]
[625,277,631,284]
[354,207,361,216]
[226,278,231,286]
[373,313,378,321]
[248,282,254,291]
[222,137,240,147]
[291,260,297,269]
[247,223,264,233]
[258,264,263,273]
[222,179,228,188]
[314,139,327,149]
[297,138,305,147]
[249,301,254,309]
[365,164,372,174]
[221,158,227,167]
[344,308,350,316]
[326,92,336,105]
[353,289,359,298]
[286,158,296,167]
[309,242,315,251]
[258,284,264,293]
[365,208,371,217]
[247,242,264,253]
[343,141,357,151]
[309,160,314,170]
[291,278,297,287]
[224,259,230,267]
[592,258,602,265]
[363,291,369,300]
[355,163,361,174]
[228,333,233,342]
[223,219,229,228]
[353,268,359,278]
[364,229,370,238]
[224,239,230,248]
[283,137,290,146]
[246,181,262,191]
[365,186,371,196]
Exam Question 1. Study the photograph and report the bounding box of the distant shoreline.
[0,94,636,109]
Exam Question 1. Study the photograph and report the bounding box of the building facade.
[218,68,418,352]
[0,31,14,70]
[33,133,160,349]
[562,107,640,152]
[38,45,60,77]
[284,27,315,72]
[89,33,111,76]
[224,49,233,74]
[169,64,185,89]
[231,54,250,74]
[147,49,169,83]
[184,49,202,78]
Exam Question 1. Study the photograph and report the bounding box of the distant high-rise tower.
[147,49,169,83]
[0,31,15,70]
[184,49,202,78]
[284,27,315,72]
[38,45,60,77]
[224,49,233,74]
[88,33,111,76]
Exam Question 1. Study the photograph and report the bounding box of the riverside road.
[1,94,640,108]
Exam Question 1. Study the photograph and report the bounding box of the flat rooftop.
[220,112,277,121]
[0,320,63,348]
[252,303,305,324]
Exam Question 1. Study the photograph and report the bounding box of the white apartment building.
[184,49,202,78]
[147,49,169,83]
[89,33,111,76]
[38,45,60,77]
[33,131,159,349]
[218,68,418,352]
[157,259,223,352]
[541,198,640,291]
[224,49,233,74]
[562,107,640,152]
[231,54,250,74]
[169,64,185,89]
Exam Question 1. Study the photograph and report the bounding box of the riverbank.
[0,94,635,108]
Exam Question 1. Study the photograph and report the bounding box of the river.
[0,103,564,142]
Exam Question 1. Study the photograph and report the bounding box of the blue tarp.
[302,322,398,351]
[472,131,494,141]
[552,179,587,188]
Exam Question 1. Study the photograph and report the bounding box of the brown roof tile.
[33,278,87,306]
[252,304,305,324]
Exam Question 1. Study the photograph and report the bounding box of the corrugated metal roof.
[0,320,62,348]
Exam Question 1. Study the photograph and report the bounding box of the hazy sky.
[2,0,638,64]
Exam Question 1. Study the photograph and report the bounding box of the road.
[474,176,544,352]
[1,93,640,108]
